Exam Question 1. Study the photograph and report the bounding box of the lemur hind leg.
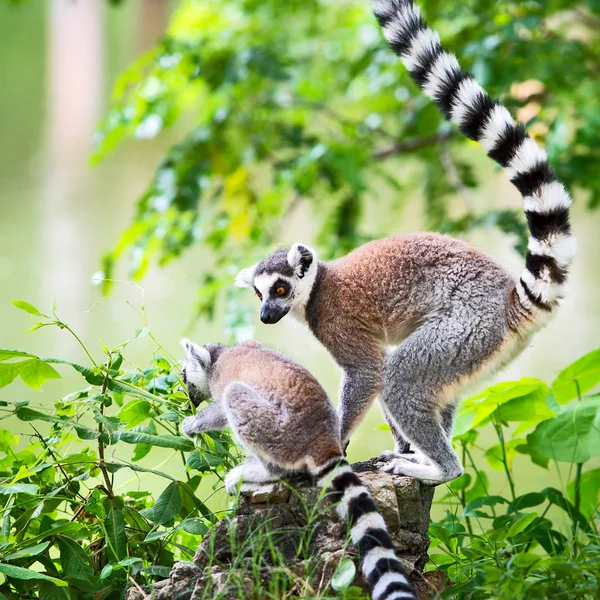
[222,382,292,493]
[379,312,510,484]
[377,399,413,460]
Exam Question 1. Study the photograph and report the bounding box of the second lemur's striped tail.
[373,0,576,314]
[314,460,417,600]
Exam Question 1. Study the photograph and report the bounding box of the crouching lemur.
[235,0,576,484]
[180,338,418,600]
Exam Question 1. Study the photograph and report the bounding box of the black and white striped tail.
[314,460,417,600]
[373,0,576,314]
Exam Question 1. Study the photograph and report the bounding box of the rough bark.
[127,460,439,599]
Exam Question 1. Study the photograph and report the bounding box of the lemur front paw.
[224,466,244,495]
[181,416,200,437]
[380,457,421,475]
[377,450,422,464]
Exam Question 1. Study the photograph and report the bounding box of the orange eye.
[276,287,286,296]
[256,292,263,301]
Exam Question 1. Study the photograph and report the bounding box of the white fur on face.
[253,272,291,300]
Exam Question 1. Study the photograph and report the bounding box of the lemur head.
[235,243,318,324]
[180,339,224,405]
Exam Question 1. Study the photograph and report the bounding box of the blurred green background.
[0,0,599,513]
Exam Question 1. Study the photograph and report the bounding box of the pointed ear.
[287,243,316,279]
[234,263,257,289]
[180,338,211,368]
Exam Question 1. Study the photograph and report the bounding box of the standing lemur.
[179,338,417,600]
[235,0,576,484]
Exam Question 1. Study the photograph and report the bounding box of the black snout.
[260,305,288,324]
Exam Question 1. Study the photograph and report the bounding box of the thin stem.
[572,380,584,554]
[98,359,114,498]
[461,442,474,535]
[60,321,98,367]
[30,426,86,501]
[492,414,516,503]
[372,130,454,159]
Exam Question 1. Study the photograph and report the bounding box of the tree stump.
[127,459,437,599]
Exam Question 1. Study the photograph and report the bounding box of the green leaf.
[19,359,61,390]
[0,563,67,586]
[44,357,104,386]
[116,431,194,451]
[0,483,39,495]
[15,407,99,440]
[0,349,35,362]
[0,429,19,453]
[2,541,51,561]
[57,536,94,582]
[105,508,127,562]
[331,557,356,591]
[144,482,181,525]
[118,399,151,428]
[143,529,171,542]
[0,360,29,388]
[460,378,549,429]
[552,348,600,404]
[567,467,600,518]
[11,300,43,316]
[506,512,538,537]
[178,518,208,536]
[527,397,600,463]
[107,379,161,403]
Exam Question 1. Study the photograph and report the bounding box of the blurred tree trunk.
[41,0,104,352]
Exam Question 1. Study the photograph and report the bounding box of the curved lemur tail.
[373,0,576,313]
[313,460,417,600]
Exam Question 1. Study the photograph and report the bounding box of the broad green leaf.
[566,467,600,518]
[57,536,94,582]
[108,379,160,403]
[2,541,51,561]
[118,399,151,428]
[552,348,600,404]
[541,487,593,535]
[15,407,99,440]
[143,529,171,542]
[178,518,208,536]
[117,431,193,451]
[506,512,538,537]
[11,300,43,316]
[105,508,127,562]
[37,582,72,600]
[484,439,527,471]
[460,378,548,429]
[0,483,39,496]
[186,450,224,472]
[331,557,356,591]
[132,443,152,461]
[19,359,61,390]
[0,429,19,453]
[0,360,29,388]
[0,349,35,362]
[527,397,600,463]
[44,357,104,385]
[143,482,181,525]
[0,563,67,586]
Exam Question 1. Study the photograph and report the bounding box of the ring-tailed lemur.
[180,338,417,600]
[235,0,576,484]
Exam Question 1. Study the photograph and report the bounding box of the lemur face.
[235,243,317,324]
[180,338,212,405]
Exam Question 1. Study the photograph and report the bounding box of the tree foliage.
[93,0,600,329]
